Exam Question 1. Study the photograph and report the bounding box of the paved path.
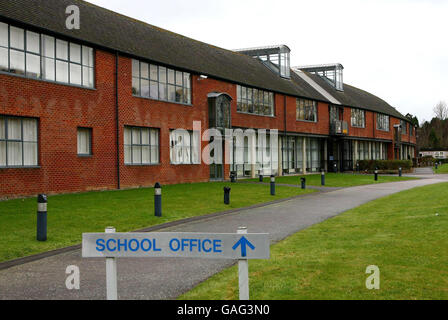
[0,177,447,300]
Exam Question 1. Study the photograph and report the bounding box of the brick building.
[0,0,417,198]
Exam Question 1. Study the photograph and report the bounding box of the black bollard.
[154,182,162,217]
[333,163,337,173]
[230,172,236,183]
[435,163,438,170]
[374,169,378,181]
[270,175,275,196]
[259,170,263,182]
[301,177,306,189]
[224,187,231,205]
[399,167,402,177]
[37,194,47,241]
[321,171,325,186]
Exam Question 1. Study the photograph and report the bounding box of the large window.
[377,113,389,131]
[170,130,200,164]
[401,120,407,135]
[236,85,274,116]
[132,59,191,104]
[296,98,317,122]
[0,116,38,167]
[124,126,159,165]
[0,22,94,88]
[351,108,365,128]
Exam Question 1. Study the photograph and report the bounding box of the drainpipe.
[115,52,121,189]
[283,95,287,175]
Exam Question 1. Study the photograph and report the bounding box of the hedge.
[358,160,413,171]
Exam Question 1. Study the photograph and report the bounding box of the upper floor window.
[351,108,365,128]
[0,115,38,167]
[124,126,159,165]
[401,120,407,135]
[132,59,191,105]
[0,22,94,88]
[296,98,317,122]
[237,85,274,117]
[376,113,389,131]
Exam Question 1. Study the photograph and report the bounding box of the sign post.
[82,228,270,300]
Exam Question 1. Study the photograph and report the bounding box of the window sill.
[78,154,93,158]
[236,111,275,118]
[125,163,160,167]
[132,95,193,107]
[0,71,96,91]
[0,166,41,169]
[296,119,317,123]
[351,126,366,129]
[376,129,390,132]
[170,163,201,166]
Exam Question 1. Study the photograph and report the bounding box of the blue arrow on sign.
[232,236,256,257]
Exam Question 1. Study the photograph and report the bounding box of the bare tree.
[433,101,448,120]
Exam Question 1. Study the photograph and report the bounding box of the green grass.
[0,182,315,263]
[181,182,448,300]
[435,163,448,174]
[251,173,416,188]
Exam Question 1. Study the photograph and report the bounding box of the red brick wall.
[0,50,416,198]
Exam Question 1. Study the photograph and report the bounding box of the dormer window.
[297,63,344,91]
[234,45,291,79]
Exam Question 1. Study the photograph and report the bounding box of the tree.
[428,128,440,149]
[433,101,448,120]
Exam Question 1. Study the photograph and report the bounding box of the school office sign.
[82,230,270,300]
[82,232,270,259]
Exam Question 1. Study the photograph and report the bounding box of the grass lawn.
[435,163,448,174]
[181,182,448,300]
[0,182,314,263]
[251,173,416,188]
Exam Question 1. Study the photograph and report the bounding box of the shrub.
[358,160,413,172]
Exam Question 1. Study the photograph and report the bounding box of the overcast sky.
[88,0,447,123]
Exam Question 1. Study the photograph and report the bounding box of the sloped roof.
[303,72,407,120]
[0,0,326,102]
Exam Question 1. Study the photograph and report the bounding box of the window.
[296,98,317,122]
[401,120,407,135]
[124,126,159,165]
[351,108,365,128]
[0,116,38,167]
[170,130,200,164]
[77,128,92,156]
[0,22,94,88]
[376,113,389,131]
[237,85,274,116]
[132,59,191,104]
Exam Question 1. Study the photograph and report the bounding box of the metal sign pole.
[105,227,118,300]
[237,227,249,300]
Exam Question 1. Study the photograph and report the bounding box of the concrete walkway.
[0,177,447,300]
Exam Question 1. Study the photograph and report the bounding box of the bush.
[358,160,413,172]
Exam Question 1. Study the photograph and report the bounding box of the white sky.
[88,0,448,123]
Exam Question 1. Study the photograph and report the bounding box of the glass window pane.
[22,118,37,141]
[10,26,24,50]
[142,146,150,164]
[167,69,175,84]
[0,117,4,139]
[26,53,41,78]
[82,66,94,87]
[183,73,190,88]
[42,57,55,81]
[24,142,37,165]
[150,129,159,146]
[141,128,150,145]
[132,60,139,77]
[0,141,5,166]
[0,47,8,72]
[124,145,131,164]
[150,64,158,80]
[7,118,21,140]
[42,35,55,58]
[0,22,8,47]
[70,43,81,63]
[132,128,141,144]
[132,146,142,164]
[26,31,40,54]
[7,141,22,166]
[132,77,140,95]
[56,60,68,83]
[140,62,149,79]
[141,78,150,98]
[168,85,176,102]
[175,86,183,103]
[9,49,25,75]
[159,83,167,100]
[70,63,82,85]
[56,39,68,60]
[150,81,158,99]
[175,71,183,86]
[159,66,167,83]
[82,46,94,67]
[150,146,159,164]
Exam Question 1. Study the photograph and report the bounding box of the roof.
[301,71,407,120]
[0,0,407,120]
